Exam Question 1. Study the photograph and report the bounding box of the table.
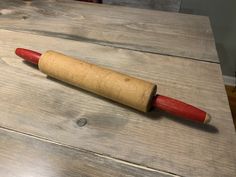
[103,0,182,12]
[0,1,235,177]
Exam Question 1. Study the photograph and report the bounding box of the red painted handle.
[15,48,41,65]
[153,95,211,123]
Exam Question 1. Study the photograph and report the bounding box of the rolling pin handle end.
[15,48,41,65]
[153,95,211,124]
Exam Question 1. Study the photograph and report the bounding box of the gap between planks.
[0,0,219,63]
[1,27,219,65]
[0,126,181,177]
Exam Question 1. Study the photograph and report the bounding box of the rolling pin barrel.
[38,51,157,112]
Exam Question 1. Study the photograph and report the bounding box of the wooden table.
[0,1,235,176]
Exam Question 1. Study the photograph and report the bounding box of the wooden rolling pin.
[15,48,211,124]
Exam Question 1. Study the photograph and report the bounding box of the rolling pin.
[15,48,211,124]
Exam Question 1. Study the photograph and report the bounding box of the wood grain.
[0,128,172,177]
[0,0,218,62]
[103,0,181,12]
[0,30,235,177]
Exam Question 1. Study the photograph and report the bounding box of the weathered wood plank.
[0,128,173,177]
[0,0,218,62]
[0,30,235,177]
[103,0,181,12]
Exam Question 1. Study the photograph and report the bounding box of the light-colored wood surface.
[0,128,172,177]
[0,29,235,177]
[0,0,218,62]
[103,0,181,12]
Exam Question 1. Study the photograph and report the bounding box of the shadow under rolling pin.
[15,48,211,124]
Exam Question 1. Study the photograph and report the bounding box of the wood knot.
[22,16,28,20]
[76,118,87,127]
